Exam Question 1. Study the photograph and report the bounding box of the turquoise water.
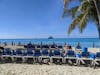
[0,38,99,48]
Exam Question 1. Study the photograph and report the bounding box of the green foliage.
[63,0,100,38]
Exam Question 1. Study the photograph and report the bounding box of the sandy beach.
[0,64,100,75]
[0,45,100,75]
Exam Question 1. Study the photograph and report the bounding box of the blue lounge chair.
[76,53,81,66]
[26,50,33,56]
[41,45,49,49]
[53,50,61,56]
[23,49,33,56]
[96,52,100,58]
[42,50,49,56]
[39,50,50,64]
[57,45,63,49]
[66,51,75,57]
[76,53,81,58]
[16,49,23,55]
[33,50,41,63]
[24,49,34,64]
[3,48,12,55]
[90,53,95,60]
[24,44,35,49]
[79,51,92,66]
[50,45,56,50]
[50,50,63,64]
[94,52,100,66]
[13,49,24,63]
[0,49,3,55]
[34,50,41,57]
[82,47,88,53]
[81,52,90,58]
[36,45,41,49]
[2,48,12,63]
[64,50,76,65]
[89,53,96,67]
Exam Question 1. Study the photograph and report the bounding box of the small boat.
[48,36,53,39]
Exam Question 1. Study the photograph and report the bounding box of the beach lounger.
[41,45,49,49]
[76,47,92,66]
[76,53,95,67]
[24,44,35,49]
[76,53,81,66]
[94,52,100,67]
[39,49,50,64]
[89,53,96,68]
[0,49,3,62]
[1,48,12,63]
[50,45,57,50]
[64,50,76,65]
[23,49,34,64]
[33,50,41,63]
[50,50,63,64]
[79,52,92,66]
[57,45,63,49]
[13,49,24,63]
[36,45,41,50]
[0,49,3,55]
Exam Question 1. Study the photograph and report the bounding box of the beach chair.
[50,45,56,50]
[79,52,92,66]
[2,48,12,63]
[39,49,50,64]
[94,52,100,67]
[24,44,35,49]
[41,45,49,49]
[0,49,3,62]
[36,45,41,50]
[76,53,95,67]
[0,47,4,55]
[64,50,76,65]
[24,49,34,64]
[76,47,92,66]
[89,53,96,68]
[57,45,63,49]
[50,50,63,64]
[76,53,81,66]
[33,50,41,63]
[13,49,24,63]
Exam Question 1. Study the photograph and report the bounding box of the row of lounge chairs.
[0,48,100,68]
[24,44,63,49]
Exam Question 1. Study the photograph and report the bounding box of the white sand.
[0,64,100,75]
[88,48,100,53]
[0,45,100,75]
[72,47,100,53]
[1,45,24,50]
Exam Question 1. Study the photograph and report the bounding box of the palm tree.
[63,0,100,38]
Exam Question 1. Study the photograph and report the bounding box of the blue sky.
[0,0,98,38]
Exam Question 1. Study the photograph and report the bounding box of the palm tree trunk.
[98,26,100,39]
[93,0,100,27]
[93,0,100,41]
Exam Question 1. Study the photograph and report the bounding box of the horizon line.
[0,37,99,39]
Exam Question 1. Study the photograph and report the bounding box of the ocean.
[0,38,99,48]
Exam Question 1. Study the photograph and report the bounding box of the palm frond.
[68,14,83,34]
[78,11,88,33]
[63,0,71,8]
[62,0,72,17]
[63,0,100,38]
[69,6,79,18]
